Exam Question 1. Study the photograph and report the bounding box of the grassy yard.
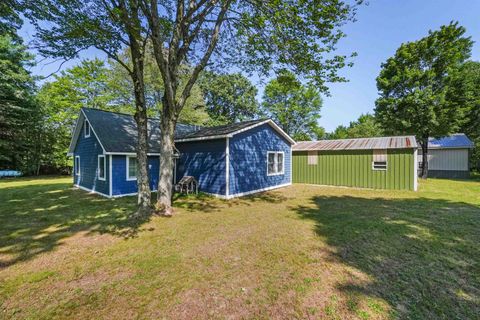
[0,177,479,319]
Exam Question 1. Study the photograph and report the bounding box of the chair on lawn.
[174,176,198,195]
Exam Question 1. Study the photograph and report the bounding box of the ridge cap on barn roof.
[293,135,418,151]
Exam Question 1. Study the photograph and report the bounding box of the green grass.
[0,176,479,319]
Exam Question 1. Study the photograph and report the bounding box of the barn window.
[84,120,91,138]
[372,149,387,170]
[126,156,138,180]
[267,151,284,176]
[75,156,80,176]
[308,151,318,165]
[98,155,106,180]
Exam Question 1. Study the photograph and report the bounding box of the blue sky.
[19,0,480,132]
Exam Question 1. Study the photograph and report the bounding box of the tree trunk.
[131,43,151,214]
[156,101,176,216]
[420,138,429,179]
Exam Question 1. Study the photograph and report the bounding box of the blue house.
[67,108,295,198]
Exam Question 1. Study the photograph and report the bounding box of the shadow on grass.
[172,189,288,213]
[0,180,151,269]
[291,195,480,319]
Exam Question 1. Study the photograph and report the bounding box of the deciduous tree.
[375,22,473,178]
[262,70,324,141]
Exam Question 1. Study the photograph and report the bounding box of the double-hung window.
[126,156,138,180]
[84,120,91,138]
[75,156,80,176]
[267,151,284,176]
[98,155,106,180]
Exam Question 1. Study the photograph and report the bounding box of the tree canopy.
[374,22,473,177]
[328,113,383,139]
[199,71,260,125]
[262,70,324,141]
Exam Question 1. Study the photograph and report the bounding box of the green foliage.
[375,22,473,145]
[328,114,384,139]
[199,71,260,125]
[262,70,324,141]
[448,61,480,168]
[0,33,42,173]
[108,48,210,125]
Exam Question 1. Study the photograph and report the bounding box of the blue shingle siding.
[176,139,227,195]
[229,123,291,195]
[111,155,160,196]
[73,121,110,196]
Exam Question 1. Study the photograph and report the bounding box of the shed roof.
[428,134,474,149]
[293,136,417,151]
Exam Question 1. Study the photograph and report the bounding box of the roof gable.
[68,108,294,155]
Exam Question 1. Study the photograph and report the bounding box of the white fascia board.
[81,109,107,154]
[229,119,296,145]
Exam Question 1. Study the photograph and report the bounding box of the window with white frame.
[75,156,80,176]
[267,151,284,176]
[126,156,138,180]
[372,149,387,170]
[84,120,91,138]
[98,155,106,180]
[308,151,318,165]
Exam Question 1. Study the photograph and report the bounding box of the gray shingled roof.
[81,108,198,153]
[79,108,275,154]
[293,136,418,151]
[428,134,474,149]
[175,119,267,141]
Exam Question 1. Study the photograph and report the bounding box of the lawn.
[0,177,479,319]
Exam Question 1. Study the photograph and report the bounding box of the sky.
[18,0,480,132]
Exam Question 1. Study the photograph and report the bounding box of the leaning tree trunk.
[156,104,176,216]
[420,138,429,179]
[131,45,151,214]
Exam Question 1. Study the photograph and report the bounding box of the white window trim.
[75,156,80,176]
[98,155,106,181]
[126,155,137,181]
[84,120,91,138]
[267,151,285,176]
[372,161,388,171]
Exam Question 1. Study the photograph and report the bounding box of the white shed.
[418,134,474,178]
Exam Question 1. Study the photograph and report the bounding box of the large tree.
[140,1,360,214]
[25,0,154,214]
[0,32,41,174]
[199,71,259,125]
[262,70,324,141]
[25,0,361,214]
[375,22,473,178]
[448,61,480,169]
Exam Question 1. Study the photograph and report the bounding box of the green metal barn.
[292,136,418,191]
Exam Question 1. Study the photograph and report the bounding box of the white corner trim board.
[225,137,230,197]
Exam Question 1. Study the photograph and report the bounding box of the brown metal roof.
[293,136,417,151]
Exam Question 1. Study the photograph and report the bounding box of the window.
[308,151,318,165]
[372,149,387,170]
[98,155,106,180]
[84,120,91,138]
[75,156,80,176]
[126,156,138,180]
[267,151,284,176]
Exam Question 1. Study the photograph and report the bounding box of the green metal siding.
[292,149,415,190]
